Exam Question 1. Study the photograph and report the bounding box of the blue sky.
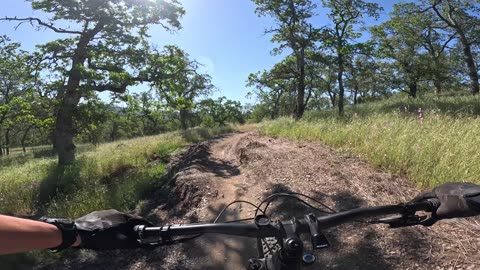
[0,0,398,105]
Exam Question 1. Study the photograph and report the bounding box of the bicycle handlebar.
[134,199,439,241]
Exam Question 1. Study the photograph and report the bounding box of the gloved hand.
[411,182,480,221]
[74,209,152,250]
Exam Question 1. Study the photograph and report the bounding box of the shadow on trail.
[138,136,240,222]
[161,134,240,181]
[261,183,434,270]
[166,202,258,270]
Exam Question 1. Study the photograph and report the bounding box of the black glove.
[74,209,152,250]
[411,182,480,221]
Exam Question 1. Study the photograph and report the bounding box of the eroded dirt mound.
[236,140,267,165]
[43,132,480,270]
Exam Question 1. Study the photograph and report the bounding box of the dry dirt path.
[57,132,480,270]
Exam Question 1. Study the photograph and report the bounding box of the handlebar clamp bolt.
[285,238,303,255]
[247,259,264,270]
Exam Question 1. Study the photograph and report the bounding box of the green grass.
[0,126,233,269]
[0,144,95,168]
[0,126,233,218]
[261,96,480,188]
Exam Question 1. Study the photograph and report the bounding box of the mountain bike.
[133,192,441,270]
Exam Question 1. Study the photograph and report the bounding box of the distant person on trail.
[1,182,480,255]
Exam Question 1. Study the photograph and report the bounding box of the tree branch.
[1,17,83,35]
[431,1,456,28]
[440,32,457,53]
[86,83,129,93]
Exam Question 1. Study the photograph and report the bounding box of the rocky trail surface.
[51,132,480,270]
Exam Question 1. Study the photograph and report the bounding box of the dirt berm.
[46,132,480,270]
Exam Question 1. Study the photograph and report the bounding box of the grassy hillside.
[304,94,480,120]
[261,95,480,187]
[0,126,233,219]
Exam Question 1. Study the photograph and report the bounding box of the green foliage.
[252,0,320,118]
[149,46,215,130]
[28,0,185,93]
[253,0,317,54]
[198,97,245,127]
[0,36,50,155]
[247,57,297,119]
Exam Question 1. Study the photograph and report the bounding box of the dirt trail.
[57,132,480,270]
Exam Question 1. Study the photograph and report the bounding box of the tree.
[126,91,169,135]
[246,57,297,119]
[151,46,214,130]
[74,95,110,145]
[345,55,377,104]
[419,13,456,94]
[2,0,185,165]
[253,0,318,119]
[0,36,39,155]
[371,3,430,98]
[371,2,460,97]
[199,97,244,127]
[322,0,382,114]
[426,0,480,95]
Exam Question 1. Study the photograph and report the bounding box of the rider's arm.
[0,209,151,255]
[0,214,81,255]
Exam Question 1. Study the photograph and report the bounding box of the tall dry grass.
[261,112,480,187]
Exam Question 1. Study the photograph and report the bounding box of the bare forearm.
[0,215,63,255]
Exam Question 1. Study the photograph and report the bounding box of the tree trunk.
[272,90,283,119]
[54,31,94,166]
[353,84,359,105]
[408,81,418,98]
[458,33,479,95]
[327,89,336,108]
[180,109,188,130]
[271,103,277,120]
[5,128,10,156]
[295,48,306,119]
[432,56,443,95]
[337,53,345,115]
[55,91,81,165]
[21,125,33,153]
[433,79,442,95]
[110,121,117,142]
[305,88,313,108]
[0,140,3,157]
